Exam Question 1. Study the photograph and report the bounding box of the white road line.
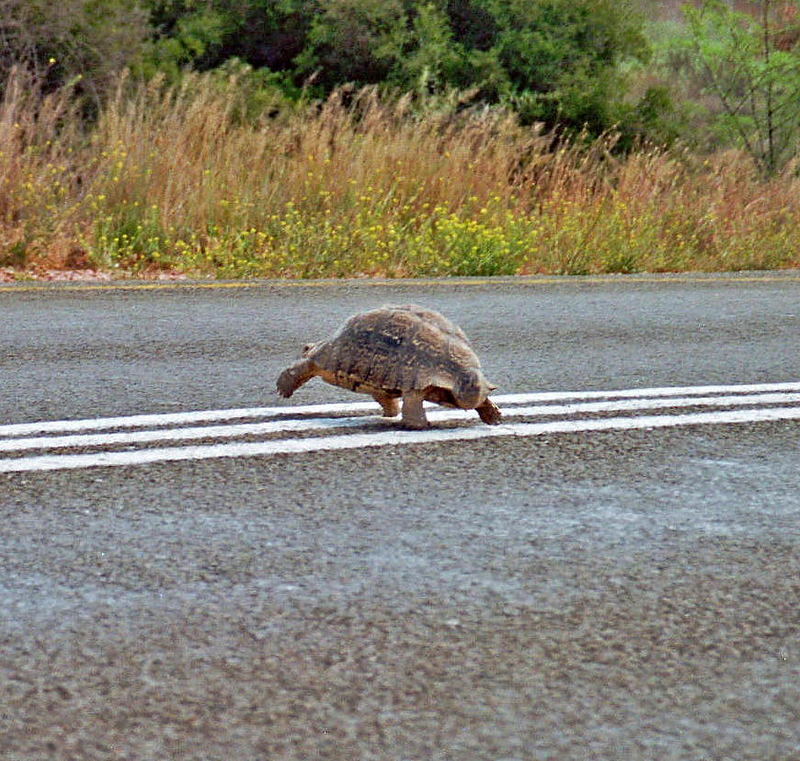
[2,381,800,438]
[2,391,800,454]
[491,381,800,406]
[0,402,376,438]
[2,405,800,474]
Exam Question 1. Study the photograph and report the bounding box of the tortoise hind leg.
[372,392,400,418]
[276,358,318,398]
[401,390,429,429]
[476,398,502,425]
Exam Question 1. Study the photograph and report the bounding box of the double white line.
[2,381,800,474]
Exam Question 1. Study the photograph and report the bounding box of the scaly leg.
[372,392,400,418]
[276,358,318,398]
[401,390,429,429]
[476,398,502,425]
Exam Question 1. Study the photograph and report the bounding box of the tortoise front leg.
[476,398,502,425]
[401,390,429,429]
[372,392,400,418]
[276,358,318,398]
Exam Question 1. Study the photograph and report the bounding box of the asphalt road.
[1,273,799,760]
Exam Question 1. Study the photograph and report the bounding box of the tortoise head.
[301,342,318,357]
[453,368,497,409]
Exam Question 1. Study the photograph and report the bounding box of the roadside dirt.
[0,268,188,283]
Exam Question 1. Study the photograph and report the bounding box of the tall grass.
[2,68,799,278]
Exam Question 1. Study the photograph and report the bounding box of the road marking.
[2,392,800,454]
[1,382,799,473]
[2,406,800,474]
[3,381,800,438]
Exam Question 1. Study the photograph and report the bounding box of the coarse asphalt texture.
[1,272,799,760]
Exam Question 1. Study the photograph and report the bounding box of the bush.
[682,0,800,174]
[133,0,657,138]
[644,0,800,171]
[0,0,150,103]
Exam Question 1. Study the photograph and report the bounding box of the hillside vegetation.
[2,0,800,278]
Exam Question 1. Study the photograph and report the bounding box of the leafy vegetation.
[2,1,800,279]
[680,0,800,174]
[0,0,655,136]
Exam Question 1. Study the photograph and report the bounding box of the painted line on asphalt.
[3,381,800,438]
[2,391,800,454]
[2,405,800,473]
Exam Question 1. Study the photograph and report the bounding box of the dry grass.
[1,68,799,279]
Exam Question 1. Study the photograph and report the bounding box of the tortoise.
[276,304,502,429]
